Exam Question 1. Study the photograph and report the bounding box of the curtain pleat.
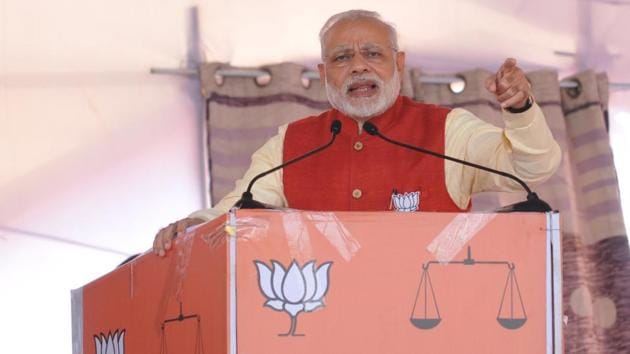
[559,71,629,353]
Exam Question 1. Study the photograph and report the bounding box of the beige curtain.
[558,72,629,353]
[199,62,329,203]
[200,62,629,351]
[417,69,629,352]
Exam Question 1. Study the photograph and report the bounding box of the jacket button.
[352,189,363,199]
[353,141,364,151]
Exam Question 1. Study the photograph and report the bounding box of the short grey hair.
[319,10,399,60]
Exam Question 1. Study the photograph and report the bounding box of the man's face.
[318,19,405,120]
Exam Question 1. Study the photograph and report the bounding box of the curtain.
[200,62,629,351]
[199,62,329,203]
[558,72,629,353]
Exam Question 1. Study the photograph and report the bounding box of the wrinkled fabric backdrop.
[200,62,629,352]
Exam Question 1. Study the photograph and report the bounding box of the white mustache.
[342,74,384,93]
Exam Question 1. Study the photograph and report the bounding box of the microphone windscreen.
[363,122,378,135]
[331,120,342,134]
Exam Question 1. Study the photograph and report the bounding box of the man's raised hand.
[485,58,532,110]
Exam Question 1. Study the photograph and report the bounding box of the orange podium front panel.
[72,211,562,354]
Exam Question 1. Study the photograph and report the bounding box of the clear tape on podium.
[427,213,497,264]
[228,209,361,262]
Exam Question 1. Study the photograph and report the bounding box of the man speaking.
[153,9,560,255]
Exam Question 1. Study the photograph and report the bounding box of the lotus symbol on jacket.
[94,329,125,354]
[392,191,420,212]
[254,260,332,336]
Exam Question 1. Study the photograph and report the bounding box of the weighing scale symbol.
[410,246,527,330]
[160,302,205,354]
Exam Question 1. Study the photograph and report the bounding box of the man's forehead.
[323,19,391,47]
[329,43,385,53]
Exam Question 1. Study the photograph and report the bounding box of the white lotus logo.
[392,191,420,212]
[254,260,332,336]
[94,329,125,354]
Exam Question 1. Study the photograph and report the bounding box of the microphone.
[362,121,551,212]
[233,120,343,209]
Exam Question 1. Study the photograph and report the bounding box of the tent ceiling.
[198,0,630,83]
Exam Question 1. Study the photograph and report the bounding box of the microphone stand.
[363,122,551,213]
[233,120,342,209]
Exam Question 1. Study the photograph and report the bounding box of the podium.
[72,210,562,354]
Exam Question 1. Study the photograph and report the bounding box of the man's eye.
[334,54,351,61]
[366,51,382,58]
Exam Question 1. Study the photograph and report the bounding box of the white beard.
[325,68,401,120]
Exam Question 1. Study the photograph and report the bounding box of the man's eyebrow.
[360,43,385,50]
[328,45,353,53]
[327,43,386,55]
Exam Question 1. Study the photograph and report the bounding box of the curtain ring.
[565,79,582,98]
[300,69,312,89]
[254,68,272,87]
[448,75,466,94]
[213,68,225,86]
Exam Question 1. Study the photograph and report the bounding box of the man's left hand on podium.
[153,217,204,257]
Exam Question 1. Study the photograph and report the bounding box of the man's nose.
[350,53,370,75]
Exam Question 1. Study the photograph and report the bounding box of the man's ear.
[318,63,326,83]
[396,51,406,76]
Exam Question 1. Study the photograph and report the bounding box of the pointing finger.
[496,58,518,84]
[500,58,517,73]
